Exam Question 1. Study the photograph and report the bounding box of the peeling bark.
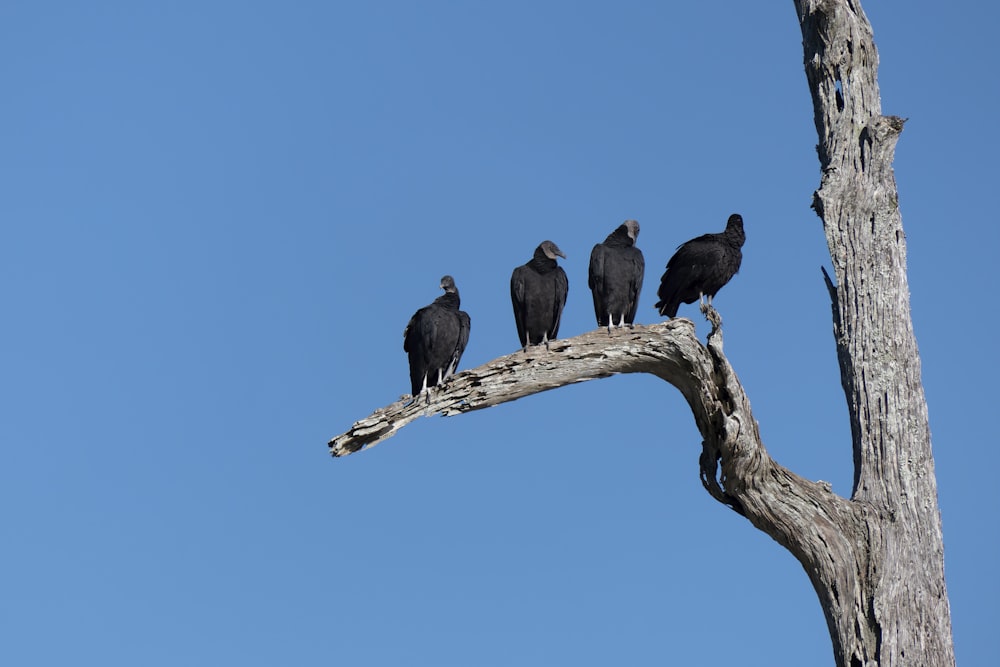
[329,1,955,664]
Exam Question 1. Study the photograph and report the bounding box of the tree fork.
[328,1,955,663]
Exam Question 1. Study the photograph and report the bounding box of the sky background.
[2,1,997,665]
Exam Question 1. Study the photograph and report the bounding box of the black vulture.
[403,275,471,399]
[510,240,568,351]
[588,219,644,330]
[654,213,745,318]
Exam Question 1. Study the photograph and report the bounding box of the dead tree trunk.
[329,1,955,664]
[792,0,954,664]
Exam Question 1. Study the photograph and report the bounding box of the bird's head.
[439,275,458,293]
[538,240,566,261]
[725,214,746,246]
[623,219,640,244]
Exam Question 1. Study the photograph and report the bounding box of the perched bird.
[403,275,471,400]
[510,240,568,351]
[588,220,644,330]
[654,213,745,318]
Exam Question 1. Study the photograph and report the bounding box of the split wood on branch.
[329,320,708,459]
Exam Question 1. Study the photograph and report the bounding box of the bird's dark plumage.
[654,213,745,318]
[510,240,568,350]
[403,275,471,398]
[588,220,644,329]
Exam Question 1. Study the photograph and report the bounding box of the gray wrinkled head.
[439,275,457,293]
[538,240,566,260]
[623,219,640,243]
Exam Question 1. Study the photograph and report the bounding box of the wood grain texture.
[330,320,706,457]
[795,0,953,664]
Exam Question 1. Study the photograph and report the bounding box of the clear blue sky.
[2,2,996,665]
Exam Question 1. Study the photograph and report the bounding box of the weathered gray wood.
[792,1,954,665]
[329,1,955,664]
[330,315,858,550]
[330,320,710,457]
[330,316,869,665]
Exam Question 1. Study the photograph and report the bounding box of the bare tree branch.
[330,312,874,662]
[330,320,701,458]
[331,316,854,555]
